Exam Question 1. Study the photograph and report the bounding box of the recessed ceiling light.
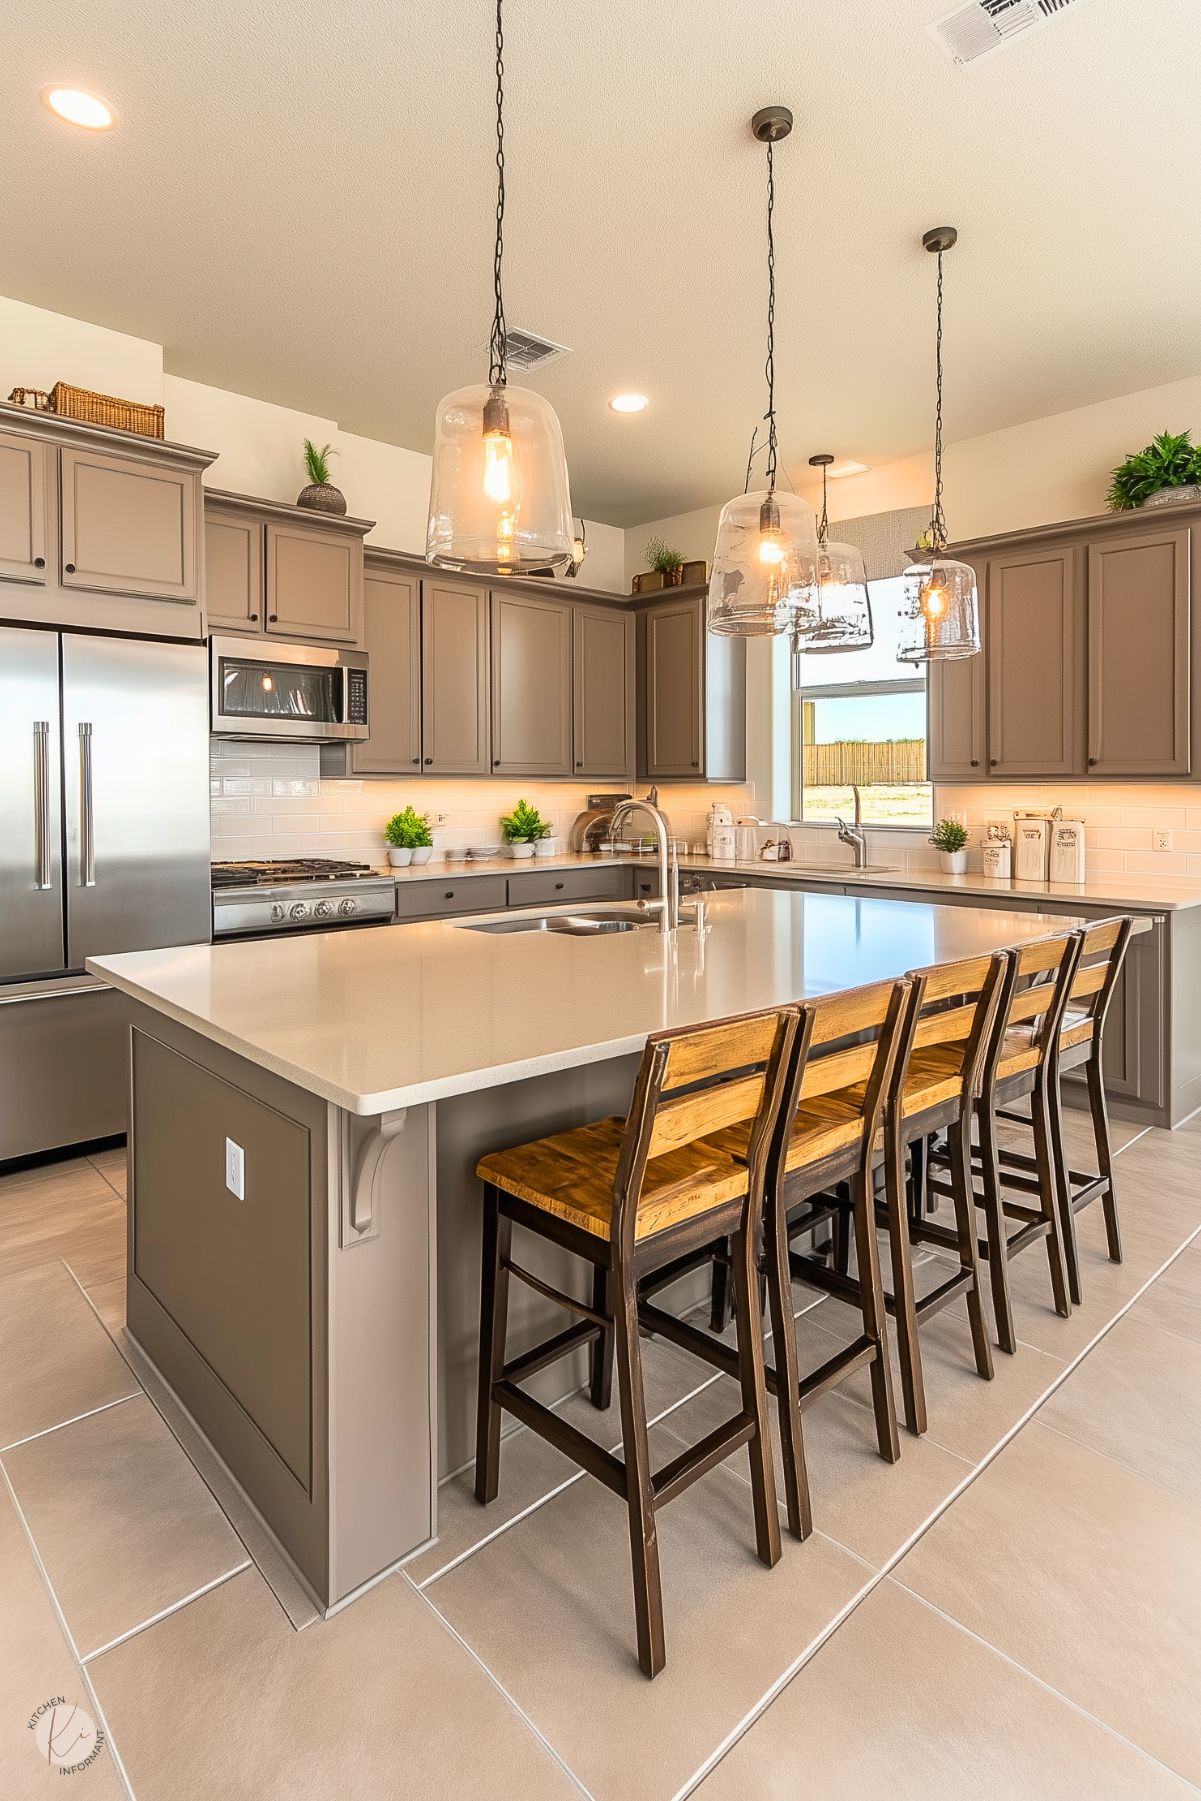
[608,393,649,415]
[828,459,870,479]
[40,86,115,131]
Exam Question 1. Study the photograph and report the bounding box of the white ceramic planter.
[534,837,559,859]
[387,847,413,867]
[410,846,433,865]
[939,849,968,875]
[508,842,536,859]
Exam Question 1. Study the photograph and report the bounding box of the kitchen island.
[91,888,1088,1615]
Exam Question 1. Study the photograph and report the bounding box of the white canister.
[706,803,736,862]
[1049,819,1086,883]
[981,839,1012,880]
[1013,818,1051,882]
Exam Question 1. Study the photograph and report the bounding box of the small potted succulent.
[297,438,348,516]
[384,805,434,868]
[500,798,550,859]
[930,817,970,875]
[1107,431,1201,511]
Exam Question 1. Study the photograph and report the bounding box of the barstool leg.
[977,1099,1018,1355]
[850,1169,901,1463]
[612,1257,666,1678]
[475,1186,512,1504]
[588,1265,614,1411]
[1047,1072,1083,1307]
[1032,1084,1072,1320]
[766,1196,812,1541]
[882,1117,926,1436]
[709,1240,732,1332]
[947,1108,994,1381]
[730,1213,782,1569]
[1087,1057,1123,1264]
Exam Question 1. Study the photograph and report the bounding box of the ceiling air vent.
[496,327,571,373]
[927,0,1087,66]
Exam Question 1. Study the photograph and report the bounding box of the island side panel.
[125,1003,332,1602]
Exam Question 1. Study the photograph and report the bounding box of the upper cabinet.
[0,402,215,637]
[637,593,745,782]
[0,427,50,584]
[490,591,572,776]
[573,604,634,779]
[202,492,371,648]
[204,509,263,633]
[933,505,1199,782]
[352,567,422,777]
[422,580,491,774]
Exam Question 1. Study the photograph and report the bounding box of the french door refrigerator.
[0,627,210,1160]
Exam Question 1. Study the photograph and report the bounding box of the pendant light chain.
[818,460,829,546]
[931,248,946,554]
[764,138,778,493]
[488,0,508,390]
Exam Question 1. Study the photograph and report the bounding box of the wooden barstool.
[995,916,1133,1306]
[473,1005,797,1679]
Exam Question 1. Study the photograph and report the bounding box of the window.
[792,575,932,828]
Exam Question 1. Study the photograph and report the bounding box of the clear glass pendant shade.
[426,381,574,575]
[707,488,819,637]
[793,538,874,651]
[897,554,981,662]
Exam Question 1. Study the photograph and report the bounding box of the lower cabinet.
[507,867,628,908]
[392,866,633,922]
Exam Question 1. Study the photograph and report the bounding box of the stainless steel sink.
[458,912,654,936]
[781,863,897,876]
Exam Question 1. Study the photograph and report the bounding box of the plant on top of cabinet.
[644,536,685,590]
[297,439,347,516]
[929,816,970,874]
[500,798,550,859]
[385,805,434,868]
[1107,430,1201,511]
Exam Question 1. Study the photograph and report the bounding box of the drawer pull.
[268,612,278,622]
[555,881,564,890]
[34,556,46,569]
[64,562,76,574]
[444,890,455,900]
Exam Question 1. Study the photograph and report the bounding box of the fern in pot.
[645,535,686,588]
[930,817,970,875]
[501,799,551,859]
[1107,430,1201,511]
[297,438,348,516]
[385,805,434,868]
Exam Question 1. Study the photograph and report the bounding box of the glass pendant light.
[795,453,873,651]
[708,107,818,638]
[898,227,981,662]
[426,0,573,575]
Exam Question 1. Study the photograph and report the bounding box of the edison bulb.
[923,582,947,619]
[483,429,516,504]
[759,530,785,566]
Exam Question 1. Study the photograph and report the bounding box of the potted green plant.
[297,438,348,516]
[384,805,434,868]
[1107,431,1201,511]
[929,817,970,876]
[645,535,686,588]
[500,798,550,860]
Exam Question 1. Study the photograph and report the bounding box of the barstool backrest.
[897,951,1010,1101]
[611,1007,799,1259]
[983,930,1083,1084]
[772,979,911,1177]
[1059,916,1133,1056]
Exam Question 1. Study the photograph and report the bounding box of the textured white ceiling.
[4,0,1200,524]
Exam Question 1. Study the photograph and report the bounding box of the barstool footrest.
[504,1319,601,1386]
[913,1268,972,1320]
[651,1413,755,1506]
[638,1299,740,1380]
[505,1257,608,1328]
[494,1379,627,1499]
[796,1333,877,1407]
[787,1248,862,1309]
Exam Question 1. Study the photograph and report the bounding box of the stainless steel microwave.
[210,636,369,742]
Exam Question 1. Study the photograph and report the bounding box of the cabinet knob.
[412,757,420,766]
[444,891,455,900]
[492,759,500,769]
[64,562,76,574]
[555,881,564,891]
[691,760,699,768]
[989,758,998,767]
[970,758,979,767]
[424,756,433,766]
[268,613,278,622]
[33,556,45,569]
[575,759,582,768]
[1088,756,1098,766]
[249,612,258,622]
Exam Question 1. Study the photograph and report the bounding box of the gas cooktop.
[211,858,381,890]
[211,858,396,937]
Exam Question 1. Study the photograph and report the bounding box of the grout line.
[0,1458,138,1801]
[81,1561,252,1664]
[893,1587,1201,1797]
[0,1391,138,1456]
[405,1570,598,1801]
[669,1225,1201,1801]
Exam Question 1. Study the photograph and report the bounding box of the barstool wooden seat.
[473,1005,797,1679]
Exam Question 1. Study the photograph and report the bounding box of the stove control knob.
[314,899,334,919]
[289,901,311,922]
[337,897,358,917]
[270,903,286,923]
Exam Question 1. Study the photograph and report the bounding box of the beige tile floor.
[0,1119,1198,1799]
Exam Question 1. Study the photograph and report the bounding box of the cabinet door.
[643,599,703,778]
[352,569,422,776]
[574,606,634,778]
[1087,528,1190,776]
[265,522,362,644]
[927,646,987,778]
[421,581,490,774]
[0,429,50,584]
[987,546,1084,777]
[204,511,264,634]
[60,447,197,603]
[490,592,572,776]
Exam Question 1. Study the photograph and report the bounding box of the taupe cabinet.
[203,491,369,648]
[637,592,746,782]
[490,590,572,776]
[422,581,492,774]
[573,603,636,778]
[0,402,214,636]
[349,569,421,776]
[932,504,1198,782]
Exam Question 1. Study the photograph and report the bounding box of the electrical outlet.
[225,1137,245,1200]
[1154,829,1174,853]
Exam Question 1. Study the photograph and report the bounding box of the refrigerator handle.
[78,722,96,888]
[33,721,52,889]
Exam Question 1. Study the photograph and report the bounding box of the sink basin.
[779,863,897,877]
[458,912,654,937]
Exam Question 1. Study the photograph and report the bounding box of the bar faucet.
[836,785,869,869]
[611,795,679,935]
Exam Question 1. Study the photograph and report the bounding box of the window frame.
[790,674,932,831]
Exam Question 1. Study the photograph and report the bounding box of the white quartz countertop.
[90,889,1088,1117]
[387,848,1201,912]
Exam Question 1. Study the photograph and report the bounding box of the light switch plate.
[1154,829,1174,853]
[225,1137,245,1200]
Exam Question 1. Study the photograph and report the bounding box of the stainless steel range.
[212,858,396,939]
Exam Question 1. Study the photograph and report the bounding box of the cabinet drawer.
[507,867,630,908]
[394,875,508,921]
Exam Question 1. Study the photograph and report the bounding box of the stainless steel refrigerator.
[0,627,210,1161]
